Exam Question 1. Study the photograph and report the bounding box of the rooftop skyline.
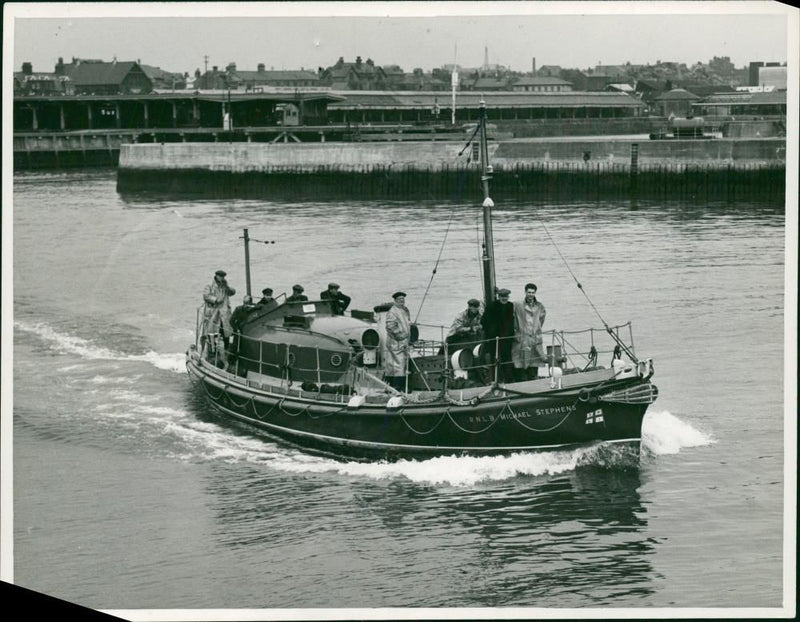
[7,2,793,76]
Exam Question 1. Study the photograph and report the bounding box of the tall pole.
[451,67,458,126]
[243,228,252,298]
[479,100,496,306]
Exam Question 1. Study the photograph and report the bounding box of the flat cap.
[497,288,511,296]
[215,270,227,277]
[328,282,340,289]
[262,287,273,295]
[292,284,304,292]
[392,291,407,299]
[467,298,481,307]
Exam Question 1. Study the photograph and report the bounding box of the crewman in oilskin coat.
[384,291,411,391]
[511,282,547,381]
[202,269,236,357]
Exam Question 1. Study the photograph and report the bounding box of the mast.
[451,43,458,126]
[479,100,496,305]
[242,228,252,298]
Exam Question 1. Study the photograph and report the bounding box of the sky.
[6,1,794,76]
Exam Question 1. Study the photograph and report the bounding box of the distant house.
[634,78,671,108]
[319,57,387,90]
[56,57,152,95]
[560,69,588,91]
[238,65,320,90]
[654,88,700,117]
[14,61,70,95]
[382,64,406,90]
[536,65,562,78]
[594,64,629,79]
[512,77,572,92]
[140,64,186,90]
[584,74,616,91]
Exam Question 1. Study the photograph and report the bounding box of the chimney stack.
[22,61,32,75]
[532,57,536,75]
[257,63,265,72]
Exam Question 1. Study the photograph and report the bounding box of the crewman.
[286,284,308,303]
[384,291,411,391]
[481,288,515,383]
[202,269,236,363]
[320,282,351,315]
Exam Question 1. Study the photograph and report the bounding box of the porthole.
[330,353,343,367]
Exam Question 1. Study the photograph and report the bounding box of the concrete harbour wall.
[119,138,786,173]
[116,138,786,203]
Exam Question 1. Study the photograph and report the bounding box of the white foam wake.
[14,320,186,374]
[641,409,715,455]
[269,448,596,486]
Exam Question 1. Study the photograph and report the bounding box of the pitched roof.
[236,70,319,82]
[140,64,183,81]
[329,91,645,109]
[655,88,700,101]
[64,61,140,86]
[382,65,405,76]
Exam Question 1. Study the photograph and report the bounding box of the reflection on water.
[197,441,654,607]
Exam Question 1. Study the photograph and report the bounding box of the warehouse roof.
[329,90,644,109]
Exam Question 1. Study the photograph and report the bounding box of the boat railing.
[194,304,638,391]
[409,321,637,380]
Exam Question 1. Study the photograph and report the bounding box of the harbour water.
[8,168,790,615]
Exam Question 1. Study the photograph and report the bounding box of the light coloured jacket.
[384,303,411,376]
[202,280,236,336]
[447,308,484,339]
[511,298,547,368]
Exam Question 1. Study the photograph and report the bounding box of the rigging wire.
[414,131,479,324]
[516,176,638,361]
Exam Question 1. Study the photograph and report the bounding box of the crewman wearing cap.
[202,269,236,364]
[286,284,308,303]
[447,298,484,344]
[320,282,351,316]
[481,288,516,383]
[255,287,277,310]
[447,297,488,383]
[384,291,411,391]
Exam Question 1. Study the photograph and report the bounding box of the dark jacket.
[230,304,255,333]
[320,289,351,315]
[286,294,309,303]
[482,299,515,360]
[482,300,515,339]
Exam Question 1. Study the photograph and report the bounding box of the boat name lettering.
[531,404,577,417]
[467,404,576,424]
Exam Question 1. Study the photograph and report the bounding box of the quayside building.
[13,89,645,134]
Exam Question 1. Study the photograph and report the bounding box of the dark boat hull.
[187,354,656,461]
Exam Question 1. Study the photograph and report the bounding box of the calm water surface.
[10,169,789,614]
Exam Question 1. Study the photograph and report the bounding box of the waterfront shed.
[654,88,701,117]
